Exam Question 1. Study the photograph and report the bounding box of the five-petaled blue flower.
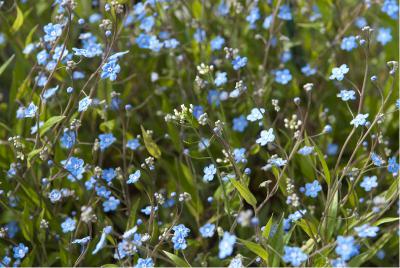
[335,236,359,261]
[304,180,322,198]
[282,246,308,266]
[203,164,216,182]
[78,97,92,112]
[101,60,121,81]
[127,170,141,184]
[355,224,379,238]
[61,217,76,233]
[337,90,356,101]
[60,130,76,149]
[360,175,378,191]
[13,243,29,259]
[256,128,275,146]
[232,115,248,132]
[61,157,85,181]
[43,23,63,42]
[232,56,248,70]
[218,232,236,259]
[274,69,292,85]
[99,133,116,151]
[329,64,349,81]
[199,223,215,238]
[341,36,358,51]
[350,113,368,127]
[103,196,120,212]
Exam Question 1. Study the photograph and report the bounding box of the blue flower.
[92,226,112,254]
[377,27,392,45]
[60,130,76,149]
[43,85,59,100]
[199,223,215,238]
[371,153,385,167]
[256,128,275,146]
[95,186,111,198]
[141,205,157,215]
[247,108,265,122]
[263,15,273,29]
[192,105,204,119]
[13,243,28,259]
[172,224,190,250]
[381,0,399,19]
[24,102,38,118]
[355,224,379,238]
[218,232,236,259]
[210,36,225,51]
[203,164,216,182]
[48,189,62,203]
[350,113,368,127]
[341,36,358,51]
[335,236,359,261]
[301,64,317,76]
[232,56,248,70]
[331,258,347,267]
[135,258,154,268]
[246,7,260,28]
[103,196,120,212]
[43,23,63,42]
[304,180,322,198]
[207,90,220,106]
[194,28,206,43]
[360,175,378,191]
[127,170,141,184]
[127,138,140,150]
[37,49,49,65]
[215,72,227,86]
[278,5,292,20]
[72,236,91,245]
[298,146,314,156]
[329,64,349,81]
[355,17,367,28]
[274,69,292,85]
[140,16,155,32]
[388,156,399,175]
[61,157,85,181]
[233,148,247,163]
[61,217,76,233]
[99,133,116,151]
[102,168,116,183]
[233,115,248,132]
[337,90,356,101]
[282,246,308,266]
[78,97,92,112]
[101,60,121,81]
[198,138,210,151]
[288,210,306,223]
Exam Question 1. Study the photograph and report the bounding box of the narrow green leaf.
[229,178,257,207]
[11,6,24,33]
[141,125,161,158]
[0,54,15,76]
[314,145,331,184]
[373,217,399,226]
[239,239,268,261]
[100,119,115,132]
[262,214,274,239]
[39,115,66,136]
[349,232,392,266]
[163,251,190,267]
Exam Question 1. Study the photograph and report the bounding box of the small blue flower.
[381,0,399,19]
[274,69,292,84]
[215,72,227,86]
[256,129,275,146]
[172,224,190,250]
[99,133,116,151]
[140,16,155,32]
[329,64,349,81]
[246,7,260,28]
[377,27,392,45]
[24,102,38,118]
[232,56,247,70]
[335,236,359,261]
[278,4,292,20]
[61,157,85,181]
[101,60,121,81]
[371,153,385,167]
[350,113,368,127]
[102,168,116,183]
[341,36,358,51]
[194,28,206,43]
[360,175,378,191]
[48,189,62,203]
[355,224,379,238]
[282,246,308,266]
[218,232,236,259]
[127,138,140,150]
[37,49,49,65]
[304,180,322,198]
[301,64,317,76]
[103,196,120,212]
[135,258,154,268]
[233,148,247,163]
[141,205,157,215]
[203,164,217,182]
[61,217,76,233]
[207,90,220,106]
[60,130,76,149]
[337,90,356,101]
[199,223,215,238]
[247,108,265,122]
[263,15,273,29]
[43,85,59,100]
[298,146,314,156]
[78,97,92,112]
[210,36,225,51]
[355,17,367,28]
[331,258,347,267]
[127,170,141,184]
[13,243,28,259]
[233,115,248,132]
[388,156,399,175]
[288,209,306,222]
[43,23,63,42]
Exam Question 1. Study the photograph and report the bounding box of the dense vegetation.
[0,0,398,267]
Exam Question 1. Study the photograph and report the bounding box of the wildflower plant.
[0,0,398,267]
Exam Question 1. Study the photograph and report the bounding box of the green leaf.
[25,25,38,46]
[239,239,268,262]
[163,251,191,267]
[141,125,161,158]
[100,119,115,132]
[314,145,331,184]
[126,198,140,229]
[0,54,15,76]
[11,6,24,33]
[39,116,66,136]
[229,178,257,207]
[349,232,392,266]
[20,203,33,242]
[322,191,338,240]
[191,0,202,19]
[262,214,274,239]
[269,216,285,267]
[27,148,42,167]
[374,217,399,226]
